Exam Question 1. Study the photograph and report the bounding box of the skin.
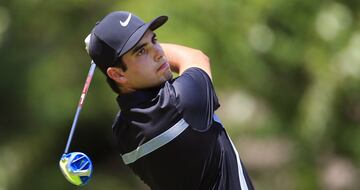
[107,29,212,94]
[160,43,212,80]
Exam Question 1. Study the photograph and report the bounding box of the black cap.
[88,11,168,75]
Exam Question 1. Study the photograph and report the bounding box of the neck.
[119,86,136,94]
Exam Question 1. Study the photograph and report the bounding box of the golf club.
[59,34,95,186]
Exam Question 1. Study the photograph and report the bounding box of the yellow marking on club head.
[59,158,82,186]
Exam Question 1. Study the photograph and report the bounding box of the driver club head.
[59,152,93,186]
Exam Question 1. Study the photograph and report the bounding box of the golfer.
[87,11,254,190]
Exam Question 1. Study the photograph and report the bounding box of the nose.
[153,44,165,63]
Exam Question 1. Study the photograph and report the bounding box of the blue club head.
[59,152,93,186]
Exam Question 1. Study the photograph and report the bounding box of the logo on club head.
[120,13,132,27]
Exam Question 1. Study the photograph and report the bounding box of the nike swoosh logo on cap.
[119,13,132,27]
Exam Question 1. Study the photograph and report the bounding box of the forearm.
[161,43,212,79]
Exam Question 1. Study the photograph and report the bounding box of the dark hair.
[106,58,128,94]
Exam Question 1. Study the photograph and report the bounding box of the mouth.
[157,62,170,72]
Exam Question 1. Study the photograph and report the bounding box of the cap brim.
[119,16,168,57]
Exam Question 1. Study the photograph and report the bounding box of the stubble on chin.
[166,70,173,81]
[159,71,173,84]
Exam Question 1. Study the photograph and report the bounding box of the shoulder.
[172,67,212,92]
[177,67,212,82]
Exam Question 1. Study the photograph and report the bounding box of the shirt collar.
[116,86,161,110]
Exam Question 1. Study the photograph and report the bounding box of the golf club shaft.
[64,61,96,154]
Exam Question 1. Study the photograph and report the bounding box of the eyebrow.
[131,43,147,55]
[130,33,156,55]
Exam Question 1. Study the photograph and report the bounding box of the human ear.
[107,67,127,84]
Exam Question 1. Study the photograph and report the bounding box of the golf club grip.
[64,62,96,154]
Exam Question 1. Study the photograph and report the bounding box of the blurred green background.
[0,0,359,189]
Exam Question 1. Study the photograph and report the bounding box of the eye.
[152,35,158,44]
[136,48,146,56]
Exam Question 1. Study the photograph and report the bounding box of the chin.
[158,72,172,84]
[166,69,173,78]
[167,72,173,80]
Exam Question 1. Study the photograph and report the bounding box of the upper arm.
[177,49,212,80]
[172,68,219,131]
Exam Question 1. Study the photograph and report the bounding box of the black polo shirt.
[112,68,254,190]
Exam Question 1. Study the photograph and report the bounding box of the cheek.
[127,62,157,82]
[133,62,155,76]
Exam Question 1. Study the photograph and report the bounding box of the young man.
[87,11,254,190]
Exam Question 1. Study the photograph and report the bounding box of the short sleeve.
[172,67,220,131]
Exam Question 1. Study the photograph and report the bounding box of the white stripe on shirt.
[121,119,189,164]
